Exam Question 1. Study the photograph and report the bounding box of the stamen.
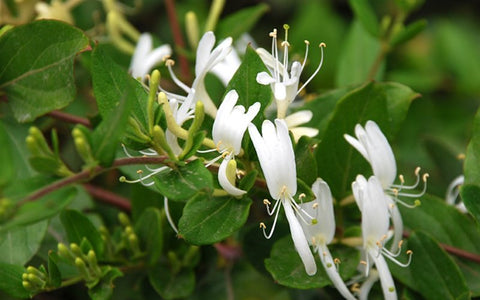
[164,197,179,234]
[399,174,405,184]
[301,40,310,69]
[166,59,191,93]
[263,199,271,206]
[381,248,413,267]
[269,29,277,38]
[121,144,135,158]
[259,222,266,229]
[296,42,325,95]
[136,170,143,174]
[261,200,282,239]
[312,203,319,209]
[351,283,361,293]
[299,193,306,200]
[265,198,280,216]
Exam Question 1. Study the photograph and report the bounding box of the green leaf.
[265,236,359,289]
[314,81,417,198]
[0,220,48,265]
[0,122,15,187]
[60,209,104,257]
[88,267,123,300]
[300,86,355,139]
[225,45,272,123]
[390,231,469,300]
[0,20,89,122]
[178,194,252,245]
[391,19,428,47]
[216,3,269,41]
[0,186,76,232]
[460,184,480,225]
[399,193,480,295]
[134,208,163,265]
[153,159,213,201]
[0,263,28,298]
[92,45,149,129]
[149,266,195,300]
[48,251,62,288]
[348,0,379,37]
[91,89,132,166]
[464,108,480,186]
[295,136,318,186]
[336,20,383,87]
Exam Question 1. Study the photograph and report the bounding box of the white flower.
[352,175,413,300]
[344,120,428,251]
[164,31,232,118]
[298,179,356,300]
[256,25,325,119]
[210,47,241,86]
[284,110,319,141]
[446,175,467,213]
[248,119,316,276]
[211,90,260,196]
[129,33,172,81]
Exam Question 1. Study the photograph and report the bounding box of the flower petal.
[283,198,317,276]
[256,72,275,85]
[218,158,246,197]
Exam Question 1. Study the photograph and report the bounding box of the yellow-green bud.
[87,250,97,266]
[22,281,32,290]
[185,11,200,50]
[118,212,130,227]
[70,243,83,258]
[58,243,75,261]
[225,159,237,186]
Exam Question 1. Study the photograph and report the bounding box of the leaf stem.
[164,0,191,81]
[47,110,92,128]
[83,183,131,211]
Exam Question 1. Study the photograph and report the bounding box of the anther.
[319,42,326,48]
[457,153,466,160]
[269,29,277,38]
[299,193,306,200]
[414,167,421,176]
[304,40,310,45]
[280,185,287,195]
[263,199,271,206]
[414,199,421,206]
[392,188,399,196]
[162,54,171,61]
[423,173,429,182]
[334,258,341,265]
[166,59,175,67]
[406,250,413,255]
[136,170,143,174]
[259,222,266,229]
[351,283,361,292]
[312,203,319,209]
[322,251,327,257]
[399,174,405,184]
[389,203,395,209]
[281,41,290,47]
[360,260,367,265]
[398,240,404,249]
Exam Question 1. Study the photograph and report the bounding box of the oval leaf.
[178,194,252,245]
[0,20,89,122]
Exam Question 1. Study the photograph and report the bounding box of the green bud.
[72,127,83,139]
[75,257,92,281]
[70,243,83,258]
[118,212,130,227]
[26,266,46,280]
[27,273,46,288]
[22,280,33,291]
[58,243,75,261]
[185,11,200,50]
[179,101,204,160]
[87,250,97,266]
[125,226,134,235]
[28,127,51,155]
[22,273,29,281]
[127,117,151,143]
[167,251,182,274]
[25,136,40,156]
[74,136,93,163]
[182,246,199,266]
[147,70,161,135]
[152,125,177,161]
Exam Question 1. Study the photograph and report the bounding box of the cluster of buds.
[57,243,102,286]
[21,266,50,295]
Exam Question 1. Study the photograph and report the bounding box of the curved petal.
[256,72,275,85]
[218,158,246,197]
[319,244,356,300]
[369,251,397,300]
[284,110,313,128]
[283,198,317,276]
[195,31,216,76]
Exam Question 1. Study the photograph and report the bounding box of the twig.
[47,110,92,128]
[164,0,191,81]
[83,183,131,211]
[20,156,169,204]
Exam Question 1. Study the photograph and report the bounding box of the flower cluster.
[121,26,427,300]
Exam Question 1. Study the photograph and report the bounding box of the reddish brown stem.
[164,0,191,81]
[47,110,92,128]
[83,183,131,211]
[20,156,169,204]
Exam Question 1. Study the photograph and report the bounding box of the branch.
[83,183,131,211]
[164,0,191,81]
[47,110,92,128]
[20,156,169,204]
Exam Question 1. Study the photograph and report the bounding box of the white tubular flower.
[210,48,241,86]
[212,90,260,196]
[256,25,325,119]
[344,120,428,252]
[352,175,413,300]
[129,33,172,81]
[284,110,319,141]
[165,31,232,118]
[248,119,316,276]
[445,175,467,213]
[299,179,356,300]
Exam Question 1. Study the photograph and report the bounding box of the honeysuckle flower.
[344,120,428,251]
[210,46,241,86]
[129,33,172,81]
[284,110,319,141]
[446,175,467,213]
[256,25,325,119]
[248,119,316,276]
[352,175,413,300]
[298,179,356,300]
[35,0,82,23]
[211,90,260,196]
[164,31,232,118]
